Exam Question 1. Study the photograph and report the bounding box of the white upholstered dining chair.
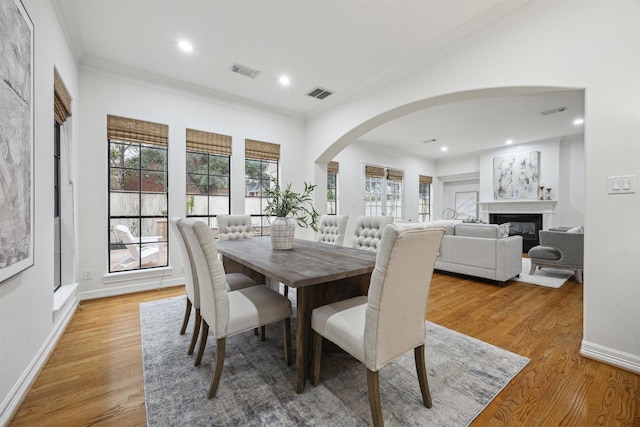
[316,214,349,246]
[171,218,258,358]
[351,215,394,252]
[181,219,293,399]
[311,222,446,427]
[217,214,254,240]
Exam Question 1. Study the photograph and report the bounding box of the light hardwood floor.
[8,274,640,426]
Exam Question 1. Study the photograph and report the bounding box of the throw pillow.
[498,223,511,238]
[567,226,584,234]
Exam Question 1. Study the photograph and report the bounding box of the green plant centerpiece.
[264,180,319,249]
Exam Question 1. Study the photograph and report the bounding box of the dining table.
[216,236,377,393]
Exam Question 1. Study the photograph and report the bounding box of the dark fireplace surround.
[489,213,543,253]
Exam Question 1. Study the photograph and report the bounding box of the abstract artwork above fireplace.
[493,150,540,200]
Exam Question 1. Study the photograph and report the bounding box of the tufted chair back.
[351,215,394,252]
[316,214,349,246]
[217,215,254,240]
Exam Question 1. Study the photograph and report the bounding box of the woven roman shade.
[327,161,339,174]
[387,168,404,182]
[419,175,433,185]
[245,139,280,161]
[365,165,385,178]
[54,69,72,124]
[107,115,168,147]
[186,128,231,155]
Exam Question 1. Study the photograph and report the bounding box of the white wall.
[0,0,79,423]
[306,1,640,372]
[77,67,307,298]
[331,142,436,241]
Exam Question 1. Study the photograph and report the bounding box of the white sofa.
[435,223,523,285]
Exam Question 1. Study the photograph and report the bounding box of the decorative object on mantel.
[455,191,478,219]
[538,182,553,200]
[461,217,485,224]
[493,151,540,200]
[264,179,319,249]
[442,208,458,220]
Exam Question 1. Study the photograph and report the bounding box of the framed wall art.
[493,151,540,200]
[455,191,478,219]
[0,0,34,283]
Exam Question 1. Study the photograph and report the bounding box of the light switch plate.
[608,175,636,194]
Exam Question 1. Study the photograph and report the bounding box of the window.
[186,129,231,238]
[364,165,403,221]
[419,175,432,222]
[108,115,168,272]
[53,69,71,291]
[327,161,339,214]
[245,139,279,236]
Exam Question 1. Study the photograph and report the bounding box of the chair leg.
[260,325,266,341]
[311,330,323,386]
[283,318,292,366]
[195,320,209,367]
[575,269,583,283]
[208,338,226,399]
[180,298,192,335]
[414,345,433,408]
[188,308,201,355]
[529,262,538,275]
[284,285,289,297]
[367,369,384,427]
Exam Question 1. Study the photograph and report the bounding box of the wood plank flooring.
[8,274,640,426]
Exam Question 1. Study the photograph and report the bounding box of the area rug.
[141,296,529,426]
[515,258,575,288]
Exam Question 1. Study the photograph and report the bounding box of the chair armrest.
[538,231,583,265]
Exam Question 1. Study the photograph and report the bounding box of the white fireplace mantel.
[478,200,557,229]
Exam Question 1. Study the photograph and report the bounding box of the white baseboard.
[79,277,183,300]
[580,340,640,374]
[0,287,79,427]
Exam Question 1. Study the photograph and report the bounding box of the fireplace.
[490,213,542,253]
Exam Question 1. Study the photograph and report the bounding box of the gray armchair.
[528,229,584,283]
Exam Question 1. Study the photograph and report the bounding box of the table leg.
[295,286,309,393]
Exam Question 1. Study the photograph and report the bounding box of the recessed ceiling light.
[279,76,291,86]
[441,146,448,152]
[573,118,584,125]
[506,139,513,145]
[178,40,193,52]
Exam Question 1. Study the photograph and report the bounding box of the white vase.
[271,217,295,250]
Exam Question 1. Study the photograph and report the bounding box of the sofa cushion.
[498,223,510,238]
[528,246,561,260]
[454,223,500,239]
[566,226,584,234]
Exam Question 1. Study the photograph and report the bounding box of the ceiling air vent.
[306,87,334,100]
[230,63,260,79]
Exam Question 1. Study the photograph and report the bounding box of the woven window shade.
[245,139,280,161]
[387,168,404,182]
[327,161,339,174]
[419,175,433,185]
[186,128,231,155]
[365,165,385,178]
[107,115,168,147]
[54,69,72,124]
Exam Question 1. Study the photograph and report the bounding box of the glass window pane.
[190,195,208,215]
[110,192,140,216]
[187,151,208,174]
[209,176,229,196]
[141,193,167,216]
[141,171,167,193]
[209,196,229,215]
[187,172,208,195]
[245,159,262,179]
[209,155,230,175]
[141,145,167,171]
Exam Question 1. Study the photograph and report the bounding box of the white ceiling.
[54,0,584,159]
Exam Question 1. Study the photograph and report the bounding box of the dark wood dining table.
[216,237,377,393]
